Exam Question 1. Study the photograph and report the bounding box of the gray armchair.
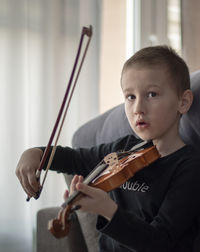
[37,71,200,252]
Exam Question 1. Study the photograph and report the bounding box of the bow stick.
[27,25,93,201]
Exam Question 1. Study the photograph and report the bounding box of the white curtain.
[0,0,100,251]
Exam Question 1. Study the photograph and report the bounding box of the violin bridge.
[104,152,119,167]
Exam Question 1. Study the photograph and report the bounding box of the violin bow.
[27,25,93,201]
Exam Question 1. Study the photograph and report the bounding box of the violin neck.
[61,162,108,208]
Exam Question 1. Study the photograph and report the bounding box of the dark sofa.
[37,70,200,252]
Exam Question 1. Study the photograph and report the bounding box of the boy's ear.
[178,89,193,114]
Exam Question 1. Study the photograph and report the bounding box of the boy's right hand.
[15,148,43,198]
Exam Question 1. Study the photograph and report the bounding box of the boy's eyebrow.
[122,84,161,93]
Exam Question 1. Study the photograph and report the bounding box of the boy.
[16,46,200,252]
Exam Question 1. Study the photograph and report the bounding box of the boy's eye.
[127,95,136,100]
[148,92,157,98]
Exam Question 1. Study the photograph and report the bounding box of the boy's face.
[121,65,182,142]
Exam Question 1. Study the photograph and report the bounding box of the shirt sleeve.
[39,135,136,177]
[96,159,200,251]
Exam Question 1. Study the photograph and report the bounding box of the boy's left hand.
[65,175,118,221]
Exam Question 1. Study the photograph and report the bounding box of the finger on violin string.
[78,175,84,181]
[76,183,107,201]
[63,189,69,200]
[75,183,96,199]
[70,176,78,194]
[76,175,84,188]
[72,174,83,184]
[70,175,83,195]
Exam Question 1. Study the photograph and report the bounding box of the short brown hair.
[121,45,190,96]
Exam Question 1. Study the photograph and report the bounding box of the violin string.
[117,140,153,158]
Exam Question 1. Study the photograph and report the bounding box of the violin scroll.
[48,205,72,238]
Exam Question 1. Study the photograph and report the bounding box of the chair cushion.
[72,104,135,148]
[180,70,200,150]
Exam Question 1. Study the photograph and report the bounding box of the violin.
[48,141,160,238]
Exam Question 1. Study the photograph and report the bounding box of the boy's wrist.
[102,200,118,221]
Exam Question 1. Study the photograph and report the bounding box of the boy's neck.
[153,137,185,157]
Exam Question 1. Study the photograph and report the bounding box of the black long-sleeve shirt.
[44,135,200,252]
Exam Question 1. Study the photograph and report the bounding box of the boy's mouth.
[136,120,149,128]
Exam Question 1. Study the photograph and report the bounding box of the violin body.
[48,145,160,238]
[92,145,159,192]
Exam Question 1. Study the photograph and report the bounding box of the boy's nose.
[133,98,145,115]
